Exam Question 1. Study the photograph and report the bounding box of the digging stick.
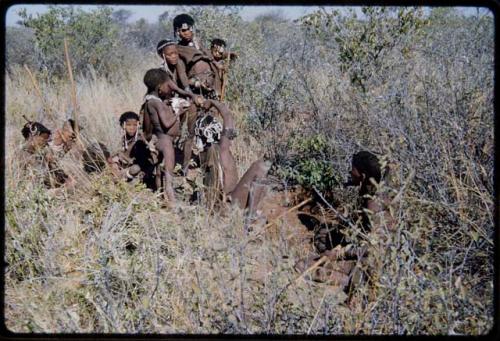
[64,38,79,135]
[220,52,231,101]
[251,197,313,239]
[294,255,328,284]
[23,64,54,121]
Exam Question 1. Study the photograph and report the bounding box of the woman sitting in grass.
[19,119,69,188]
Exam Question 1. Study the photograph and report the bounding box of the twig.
[390,168,415,205]
[312,187,357,229]
[307,289,327,334]
[410,197,493,246]
[294,255,328,284]
[220,52,231,101]
[148,213,162,302]
[250,198,313,239]
[64,38,79,135]
[23,64,54,121]
[264,198,313,229]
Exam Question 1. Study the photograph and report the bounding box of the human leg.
[228,159,271,209]
[156,134,176,203]
[182,104,199,174]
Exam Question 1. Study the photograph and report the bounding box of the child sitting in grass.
[108,111,157,190]
[49,118,110,175]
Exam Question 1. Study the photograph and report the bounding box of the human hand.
[202,99,212,110]
[193,95,205,107]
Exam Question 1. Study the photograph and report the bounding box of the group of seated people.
[17,13,399,293]
[19,13,269,212]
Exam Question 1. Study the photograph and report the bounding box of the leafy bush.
[18,6,124,78]
[5,26,38,73]
[276,135,342,193]
[300,7,428,92]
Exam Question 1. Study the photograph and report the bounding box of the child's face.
[123,119,139,136]
[178,28,193,42]
[158,80,173,99]
[162,45,178,66]
[211,45,224,61]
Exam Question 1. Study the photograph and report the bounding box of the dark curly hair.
[352,151,381,184]
[119,111,140,125]
[210,38,226,48]
[143,68,169,93]
[173,13,195,31]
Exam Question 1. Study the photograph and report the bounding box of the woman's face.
[178,28,193,42]
[162,45,178,66]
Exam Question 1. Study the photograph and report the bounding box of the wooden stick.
[220,52,231,102]
[251,197,313,239]
[64,38,79,135]
[63,37,86,152]
[294,255,328,284]
[264,197,312,230]
[23,64,54,121]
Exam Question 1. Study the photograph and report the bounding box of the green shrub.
[276,134,342,193]
[300,7,428,92]
[18,6,123,78]
[6,26,38,73]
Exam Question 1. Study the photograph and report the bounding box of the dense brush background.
[5,6,494,334]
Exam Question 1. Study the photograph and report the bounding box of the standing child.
[142,68,194,205]
[209,38,238,100]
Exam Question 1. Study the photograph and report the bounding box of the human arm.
[147,101,178,131]
[201,99,236,133]
[175,59,191,91]
[167,78,204,106]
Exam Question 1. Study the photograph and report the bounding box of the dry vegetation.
[4,6,494,335]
